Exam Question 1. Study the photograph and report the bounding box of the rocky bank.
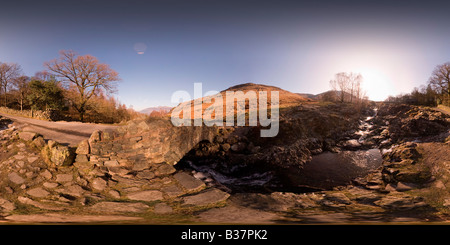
[0,102,449,223]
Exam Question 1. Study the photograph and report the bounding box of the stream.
[178,108,383,193]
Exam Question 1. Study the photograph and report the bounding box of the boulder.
[32,136,46,149]
[76,139,90,155]
[50,145,75,166]
[18,131,38,141]
[42,141,75,167]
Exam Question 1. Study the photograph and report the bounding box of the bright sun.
[357,68,395,101]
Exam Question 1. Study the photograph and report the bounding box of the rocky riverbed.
[0,103,449,224]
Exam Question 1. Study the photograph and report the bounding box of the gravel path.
[0,112,119,146]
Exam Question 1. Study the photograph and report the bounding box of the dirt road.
[0,112,119,146]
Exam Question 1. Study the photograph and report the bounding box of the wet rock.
[182,188,230,206]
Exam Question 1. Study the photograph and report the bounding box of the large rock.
[76,139,90,155]
[126,190,164,202]
[42,142,75,167]
[18,131,38,141]
[174,172,206,193]
[26,187,50,198]
[88,130,102,144]
[182,188,230,206]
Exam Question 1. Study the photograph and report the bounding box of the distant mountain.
[296,93,317,100]
[139,106,172,115]
[297,90,359,102]
[223,83,312,107]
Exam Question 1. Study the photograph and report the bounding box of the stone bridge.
[78,118,219,170]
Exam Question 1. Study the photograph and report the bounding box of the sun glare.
[357,68,394,102]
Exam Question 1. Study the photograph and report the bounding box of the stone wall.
[0,107,64,121]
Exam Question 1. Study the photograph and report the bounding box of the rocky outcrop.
[377,104,450,143]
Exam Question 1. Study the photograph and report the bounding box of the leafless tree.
[45,50,121,121]
[330,72,364,103]
[13,75,30,111]
[330,72,349,102]
[0,62,22,106]
[428,62,450,106]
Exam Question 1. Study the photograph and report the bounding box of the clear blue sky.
[1,0,449,110]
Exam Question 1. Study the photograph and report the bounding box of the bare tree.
[330,72,349,102]
[13,75,30,111]
[428,62,450,106]
[44,50,120,121]
[349,72,363,103]
[0,62,22,106]
[330,72,364,103]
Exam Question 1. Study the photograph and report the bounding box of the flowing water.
[179,108,383,193]
[290,108,383,190]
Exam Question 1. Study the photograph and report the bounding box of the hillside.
[297,90,361,102]
[139,106,172,115]
[223,83,312,106]
[171,83,312,122]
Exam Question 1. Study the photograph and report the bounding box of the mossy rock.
[393,164,432,184]
[41,143,75,167]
